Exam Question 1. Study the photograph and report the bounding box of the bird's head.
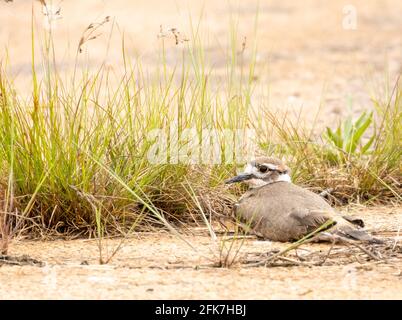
[225,156,291,188]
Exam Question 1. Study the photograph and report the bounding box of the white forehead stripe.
[264,163,278,170]
[245,162,279,172]
[243,163,254,174]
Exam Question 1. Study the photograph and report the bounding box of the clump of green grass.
[324,111,374,163]
[0,10,256,237]
[0,6,400,241]
[259,80,401,204]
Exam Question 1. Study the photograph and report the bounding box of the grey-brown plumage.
[227,157,381,243]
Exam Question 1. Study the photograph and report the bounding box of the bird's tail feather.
[337,227,384,244]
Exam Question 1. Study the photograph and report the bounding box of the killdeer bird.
[226,156,381,243]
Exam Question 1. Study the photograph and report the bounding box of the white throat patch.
[248,173,292,188]
[277,173,291,183]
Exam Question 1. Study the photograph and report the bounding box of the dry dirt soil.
[1,0,401,124]
[1,206,401,299]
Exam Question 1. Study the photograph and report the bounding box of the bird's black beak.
[225,173,253,184]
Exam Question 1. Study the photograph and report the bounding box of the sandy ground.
[1,206,401,299]
[0,0,401,124]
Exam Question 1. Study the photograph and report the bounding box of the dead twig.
[0,254,44,267]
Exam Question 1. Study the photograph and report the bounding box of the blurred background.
[1,0,401,121]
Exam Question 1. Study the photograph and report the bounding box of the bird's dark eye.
[259,165,268,173]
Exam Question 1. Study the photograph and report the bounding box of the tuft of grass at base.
[0,13,255,236]
[0,11,400,239]
[258,79,401,205]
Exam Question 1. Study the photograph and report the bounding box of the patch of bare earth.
[0,206,401,299]
[1,1,401,127]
